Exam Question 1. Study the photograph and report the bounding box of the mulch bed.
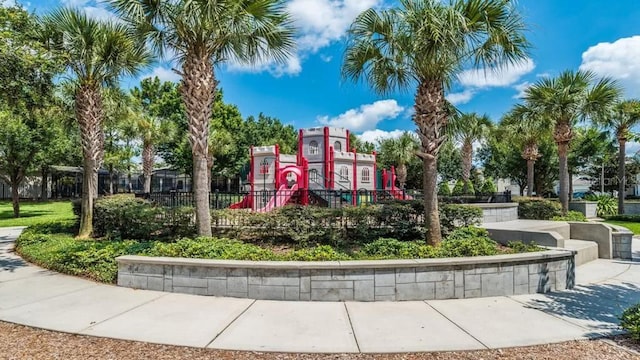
[1,321,639,360]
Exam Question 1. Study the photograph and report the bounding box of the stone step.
[564,239,599,266]
[534,223,571,241]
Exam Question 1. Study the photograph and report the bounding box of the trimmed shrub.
[440,204,483,237]
[452,179,465,196]
[438,182,451,196]
[552,210,587,222]
[585,194,618,217]
[480,178,497,195]
[92,195,195,240]
[361,238,437,259]
[605,214,640,222]
[439,227,500,257]
[620,303,640,340]
[506,241,543,253]
[517,198,561,220]
[463,180,475,196]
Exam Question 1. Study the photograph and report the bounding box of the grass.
[605,220,640,235]
[0,201,75,227]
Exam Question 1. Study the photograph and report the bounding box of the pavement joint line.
[204,298,256,349]
[0,283,100,312]
[422,300,490,350]
[0,270,58,285]
[343,303,361,353]
[504,295,592,332]
[78,292,170,334]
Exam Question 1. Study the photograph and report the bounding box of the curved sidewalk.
[1,226,639,353]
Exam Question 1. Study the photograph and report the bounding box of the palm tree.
[449,113,491,186]
[44,9,151,238]
[523,70,621,214]
[342,0,528,245]
[378,132,419,189]
[502,104,549,197]
[134,110,173,194]
[111,0,295,237]
[598,100,640,214]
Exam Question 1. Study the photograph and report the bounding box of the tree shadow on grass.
[0,209,52,220]
[520,282,640,337]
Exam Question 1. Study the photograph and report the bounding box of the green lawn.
[0,201,75,227]
[604,220,640,235]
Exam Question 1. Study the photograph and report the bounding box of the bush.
[361,238,437,259]
[91,195,195,240]
[438,182,451,196]
[605,214,640,222]
[517,198,561,220]
[552,210,587,222]
[506,241,543,253]
[440,204,483,236]
[620,303,640,341]
[463,180,475,196]
[585,194,618,217]
[439,227,500,257]
[480,178,497,195]
[452,179,465,196]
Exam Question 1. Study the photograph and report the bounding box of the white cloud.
[317,99,404,132]
[446,89,475,105]
[226,55,302,77]
[580,36,640,97]
[457,58,535,88]
[320,54,333,62]
[1,0,17,6]
[358,129,406,144]
[627,141,640,156]
[536,72,551,78]
[142,66,181,83]
[287,0,379,53]
[61,0,89,6]
[513,81,532,99]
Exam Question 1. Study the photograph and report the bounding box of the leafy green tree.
[596,100,640,213]
[112,0,296,237]
[481,178,497,195]
[342,0,528,244]
[449,113,491,184]
[451,179,465,196]
[438,181,451,196]
[377,132,419,189]
[350,133,376,154]
[0,5,62,216]
[522,70,621,214]
[44,8,151,238]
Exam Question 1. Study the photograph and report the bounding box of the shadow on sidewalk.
[521,282,640,336]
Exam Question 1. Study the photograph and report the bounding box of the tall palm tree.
[111,0,295,237]
[378,132,419,189]
[501,105,549,197]
[342,0,528,245]
[134,111,172,194]
[598,100,640,214]
[523,70,621,214]
[449,113,491,185]
[44,9,151,238]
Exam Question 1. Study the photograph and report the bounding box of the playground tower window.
[361,168,370,183]
[339,166,349,182]
[309,140,319,155]
[334,141,342,151]
[310,169,319,183]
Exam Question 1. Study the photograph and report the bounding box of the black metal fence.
[145,189,512,210]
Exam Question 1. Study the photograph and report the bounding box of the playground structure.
[230,126,410,212]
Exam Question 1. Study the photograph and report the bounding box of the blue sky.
[9,0,640,144]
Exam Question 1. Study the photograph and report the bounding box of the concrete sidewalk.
[1,227,639,353]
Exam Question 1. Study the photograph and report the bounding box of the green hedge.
[604,214,640,222]
[620,303,640,341]
[16,221,541,283]
[211,202,482,246]
[75,195,196,240]
[517,198,562,220]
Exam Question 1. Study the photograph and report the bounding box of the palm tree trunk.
[558,141,570,215]
[414,80,446,246]
[76,83,103,239]
[181,52,216,237]
[143,141,153,194]
[396,163,408,189]
[461,140,473,182]
[568,170,574,201]
[526,160,535,197]
[618,138,626,214]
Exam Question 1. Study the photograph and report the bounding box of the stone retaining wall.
[610,226,634,260]
[475,203,519,223]
[117,250,576,302]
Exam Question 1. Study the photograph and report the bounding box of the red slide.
[229,195,252,209]
[256,184,298,212]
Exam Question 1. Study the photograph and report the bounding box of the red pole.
[346,129,350,151]
[250,146,255,210]
[324,127,330,188]
[352,149,357,206]
[373,151,377,202]
[329,147,335,189]
[298,129,303,166]
[274,144,280,190]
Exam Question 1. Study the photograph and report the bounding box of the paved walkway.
[1,226,639,353]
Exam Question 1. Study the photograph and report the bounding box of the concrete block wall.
[475,204,519,223]
[568,201,598,218]
[117,250,575,302]
[612,230,633,260]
